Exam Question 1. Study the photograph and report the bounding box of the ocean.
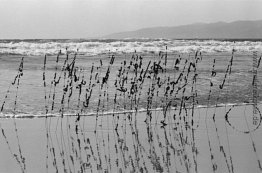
[1,39,262,56]
[0,39,261,116]
[0,39,262,173]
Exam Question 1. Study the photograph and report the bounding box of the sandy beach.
[0,44,261,172]
[1,0,262,172]
[0,104,261,172]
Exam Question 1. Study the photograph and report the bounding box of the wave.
[0,102,258,119]
[0,39,262,56]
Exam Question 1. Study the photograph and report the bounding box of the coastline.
[0,104,261,172]
[0,48,261,172]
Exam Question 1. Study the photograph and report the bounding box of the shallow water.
[0,52,261,116]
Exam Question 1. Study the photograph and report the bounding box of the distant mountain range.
[104,20,262,39]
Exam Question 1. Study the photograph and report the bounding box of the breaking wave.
[0,39,262,56]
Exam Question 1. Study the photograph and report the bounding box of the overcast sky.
[0,0,262,39]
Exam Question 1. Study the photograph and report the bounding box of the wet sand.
[0,104,262,173]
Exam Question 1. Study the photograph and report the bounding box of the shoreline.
[0,104,261,172]
[0,101,260,119]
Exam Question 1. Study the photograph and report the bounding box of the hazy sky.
[0,0,262,39]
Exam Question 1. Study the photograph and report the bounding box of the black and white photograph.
[0,0,262,172]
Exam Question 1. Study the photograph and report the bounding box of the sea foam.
[0,39,262,56]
